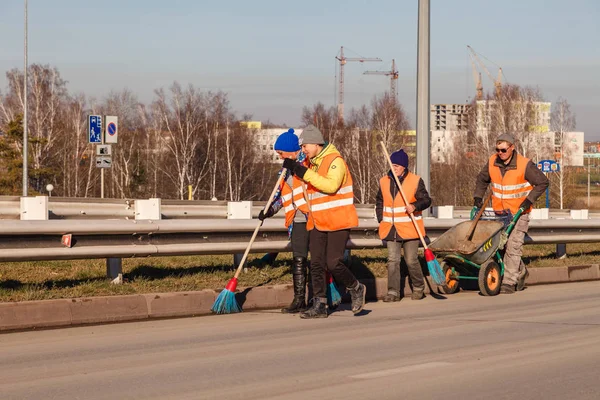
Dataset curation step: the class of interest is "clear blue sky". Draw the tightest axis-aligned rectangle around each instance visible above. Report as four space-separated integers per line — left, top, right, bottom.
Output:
1 0 598 138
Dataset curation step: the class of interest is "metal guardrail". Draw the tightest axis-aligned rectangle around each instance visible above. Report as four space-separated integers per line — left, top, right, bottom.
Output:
1 218 599 262
2 196 598 220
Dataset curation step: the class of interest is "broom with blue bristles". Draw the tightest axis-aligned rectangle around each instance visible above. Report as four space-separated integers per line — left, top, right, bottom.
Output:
379 141 446 286
326 271 342 309
211 169 287 314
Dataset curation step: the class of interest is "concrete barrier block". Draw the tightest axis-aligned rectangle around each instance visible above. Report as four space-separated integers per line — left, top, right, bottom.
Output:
530 208 549 220
145 290 216 318
568 265 600 281
527 267 569 285
70 295 148 325
0 299 72 331
432 206 454 219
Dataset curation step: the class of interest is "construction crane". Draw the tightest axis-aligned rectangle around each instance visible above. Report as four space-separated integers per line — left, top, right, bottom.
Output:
468 54 484 100
467 45 503 98
336 46 382 123
363 59 399 100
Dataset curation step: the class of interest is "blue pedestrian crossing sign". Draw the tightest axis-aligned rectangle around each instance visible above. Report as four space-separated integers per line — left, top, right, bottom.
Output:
89 115 102 143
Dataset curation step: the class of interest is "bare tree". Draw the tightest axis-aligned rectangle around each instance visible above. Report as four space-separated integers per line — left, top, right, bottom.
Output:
152 83 216 199
550 97 577 209
58 93 88 197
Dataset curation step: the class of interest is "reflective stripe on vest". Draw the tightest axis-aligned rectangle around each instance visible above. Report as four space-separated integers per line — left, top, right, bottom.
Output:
281 176 309 228
378 173 425 240
306 153 358 232
488 153 533 214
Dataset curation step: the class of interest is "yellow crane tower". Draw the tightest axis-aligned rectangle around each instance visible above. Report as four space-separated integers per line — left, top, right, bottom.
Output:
336 46 382 124
363 59 399 100
467 45 503 99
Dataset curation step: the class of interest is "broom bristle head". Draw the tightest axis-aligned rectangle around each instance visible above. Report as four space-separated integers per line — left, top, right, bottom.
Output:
427 256 446 286
211 289 242 314
327 281 342 307
212 277 241 314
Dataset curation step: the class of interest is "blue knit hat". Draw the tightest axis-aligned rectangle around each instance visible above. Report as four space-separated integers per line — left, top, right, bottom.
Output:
273 129 300 152
390 149 408 168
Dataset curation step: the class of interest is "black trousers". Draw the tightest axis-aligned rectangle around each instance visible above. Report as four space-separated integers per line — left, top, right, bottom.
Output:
290 222 309 258
309 228 358 299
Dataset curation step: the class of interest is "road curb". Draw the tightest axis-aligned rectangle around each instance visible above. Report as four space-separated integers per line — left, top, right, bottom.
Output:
1 265 599 332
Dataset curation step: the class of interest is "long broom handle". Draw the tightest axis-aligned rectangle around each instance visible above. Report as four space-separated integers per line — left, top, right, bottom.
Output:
464 189 493 241
379 141 429 250
233 169 287 280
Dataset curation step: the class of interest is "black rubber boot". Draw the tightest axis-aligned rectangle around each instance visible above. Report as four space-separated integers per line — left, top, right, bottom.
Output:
281 257 307 314
300 298 328 319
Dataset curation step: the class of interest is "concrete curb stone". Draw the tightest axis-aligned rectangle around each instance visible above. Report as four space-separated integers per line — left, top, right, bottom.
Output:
0 299 72 332
145 290 216 318
70 295 148 325
2 265 600 333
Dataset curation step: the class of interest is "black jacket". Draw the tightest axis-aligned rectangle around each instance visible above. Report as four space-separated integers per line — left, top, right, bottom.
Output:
375 170 432 242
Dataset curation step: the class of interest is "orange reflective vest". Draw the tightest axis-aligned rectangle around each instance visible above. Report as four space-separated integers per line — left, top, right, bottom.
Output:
280 175 309 228
488 154 533 214
306 154 358 232
378 173 425 240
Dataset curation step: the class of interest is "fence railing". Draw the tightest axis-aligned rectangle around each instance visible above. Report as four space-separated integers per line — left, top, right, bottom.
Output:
2 196 598 220
1 218 599 262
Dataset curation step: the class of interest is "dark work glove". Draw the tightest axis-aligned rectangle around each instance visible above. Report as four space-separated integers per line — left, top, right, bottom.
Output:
473 197 483 209
258 207 275 221
519 198 532 210
282 158 296 172
282 159 308 179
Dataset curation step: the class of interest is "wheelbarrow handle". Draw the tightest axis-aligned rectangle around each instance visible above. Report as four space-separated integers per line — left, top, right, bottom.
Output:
505 207 525 236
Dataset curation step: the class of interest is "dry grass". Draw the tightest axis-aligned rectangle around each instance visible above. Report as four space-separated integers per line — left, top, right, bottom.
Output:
0 243 598 302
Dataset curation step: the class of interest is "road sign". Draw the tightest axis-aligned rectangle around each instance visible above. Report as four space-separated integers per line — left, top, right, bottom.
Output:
537 159 560 173
89 115 102 143
105 116 118 144
96 144 112 156
96 156 112 168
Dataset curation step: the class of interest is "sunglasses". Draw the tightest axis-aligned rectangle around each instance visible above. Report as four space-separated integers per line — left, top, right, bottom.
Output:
495 147 510 153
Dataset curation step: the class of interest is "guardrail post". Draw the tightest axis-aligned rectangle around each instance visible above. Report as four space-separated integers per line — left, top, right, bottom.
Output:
107 197 162 284
228 201 253 271
106 258 123 283
557 209 590 259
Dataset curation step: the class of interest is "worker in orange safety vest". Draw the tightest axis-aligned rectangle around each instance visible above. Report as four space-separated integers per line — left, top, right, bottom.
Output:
376 149 431 302
281 125 366 319
473 133 549 294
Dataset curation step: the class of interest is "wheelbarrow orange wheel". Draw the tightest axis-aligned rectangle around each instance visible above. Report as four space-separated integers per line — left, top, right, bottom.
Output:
440 262 460 294
478 260 502 296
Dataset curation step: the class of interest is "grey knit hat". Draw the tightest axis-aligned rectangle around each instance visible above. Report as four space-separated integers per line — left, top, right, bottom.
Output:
496 133 516 145
299 125 325 145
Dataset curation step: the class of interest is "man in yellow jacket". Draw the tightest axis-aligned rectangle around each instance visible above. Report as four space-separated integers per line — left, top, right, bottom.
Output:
473 133 548 294
282 125 366 319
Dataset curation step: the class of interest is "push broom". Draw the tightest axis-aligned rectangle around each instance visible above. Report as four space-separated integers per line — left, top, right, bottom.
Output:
211 169 287 314
379 141 446 286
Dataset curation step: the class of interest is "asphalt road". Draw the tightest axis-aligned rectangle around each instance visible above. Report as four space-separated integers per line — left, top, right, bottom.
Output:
2 281 600 400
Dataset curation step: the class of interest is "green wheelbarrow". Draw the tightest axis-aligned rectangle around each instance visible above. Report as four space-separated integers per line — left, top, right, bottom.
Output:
429 208 524 296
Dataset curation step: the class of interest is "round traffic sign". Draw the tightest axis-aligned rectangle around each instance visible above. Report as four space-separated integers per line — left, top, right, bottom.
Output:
107 122 117 136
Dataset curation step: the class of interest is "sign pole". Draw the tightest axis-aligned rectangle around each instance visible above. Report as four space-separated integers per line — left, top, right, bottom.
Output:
101 118 105 199
545 172 549 208
588 159 591 209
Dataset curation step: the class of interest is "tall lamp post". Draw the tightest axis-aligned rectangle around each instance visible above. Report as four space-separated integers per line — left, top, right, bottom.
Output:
416 0 430 215
23 0 29 196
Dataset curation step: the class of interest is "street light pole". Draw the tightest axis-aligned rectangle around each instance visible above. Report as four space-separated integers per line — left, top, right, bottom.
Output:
416 0 430 215
23 0 29 197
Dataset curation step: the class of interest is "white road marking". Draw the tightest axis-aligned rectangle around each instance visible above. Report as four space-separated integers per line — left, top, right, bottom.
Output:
349 362 452 380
